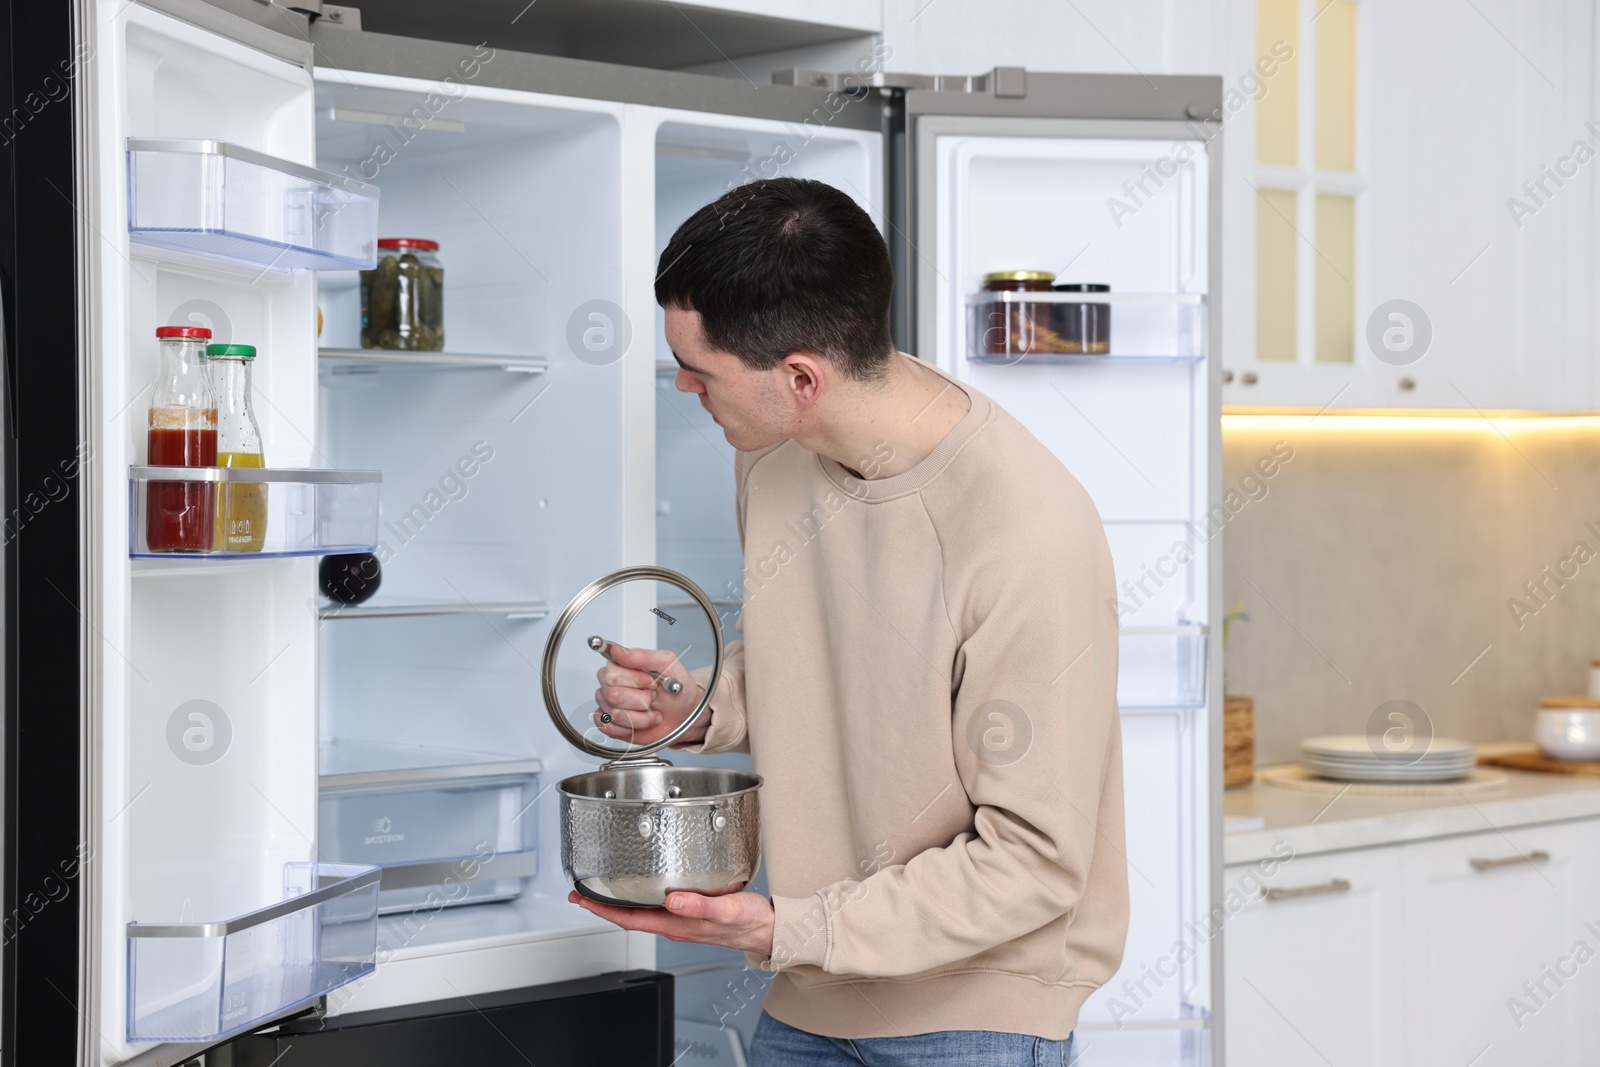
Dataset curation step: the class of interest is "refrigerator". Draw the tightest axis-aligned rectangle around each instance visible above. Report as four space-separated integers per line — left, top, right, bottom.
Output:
0 1 1222 1063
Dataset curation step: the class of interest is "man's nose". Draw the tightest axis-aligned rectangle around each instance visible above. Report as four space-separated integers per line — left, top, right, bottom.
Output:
675 369 704 394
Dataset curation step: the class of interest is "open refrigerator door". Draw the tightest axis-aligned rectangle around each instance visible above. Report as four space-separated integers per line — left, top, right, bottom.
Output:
76 1 385 1060
899 73 1223 1066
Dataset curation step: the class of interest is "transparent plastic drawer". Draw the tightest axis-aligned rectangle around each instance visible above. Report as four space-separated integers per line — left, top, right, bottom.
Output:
126 862 379 1043
1118 625 1208 709
966 292 1206 364
127 139 379 271
319 741 541 915
128 465 381 559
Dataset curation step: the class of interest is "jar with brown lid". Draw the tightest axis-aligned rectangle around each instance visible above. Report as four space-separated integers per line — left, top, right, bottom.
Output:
975 271 1065 360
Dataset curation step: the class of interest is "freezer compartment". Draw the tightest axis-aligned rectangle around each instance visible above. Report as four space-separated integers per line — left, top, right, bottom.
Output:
125 862 380 1043
127 139 379 271
320 741 541 915
966 292 1205 364
1118 625 1208 709
128 465 381 559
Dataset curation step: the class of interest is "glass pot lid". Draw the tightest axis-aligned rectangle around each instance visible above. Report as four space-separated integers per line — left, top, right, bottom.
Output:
540 565 724 762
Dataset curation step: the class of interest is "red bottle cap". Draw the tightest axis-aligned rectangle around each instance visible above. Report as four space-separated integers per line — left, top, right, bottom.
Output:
156 326 213 339
377 238 440 251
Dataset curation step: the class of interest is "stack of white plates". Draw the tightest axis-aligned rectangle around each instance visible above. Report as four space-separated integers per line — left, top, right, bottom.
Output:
1300 735 1477 783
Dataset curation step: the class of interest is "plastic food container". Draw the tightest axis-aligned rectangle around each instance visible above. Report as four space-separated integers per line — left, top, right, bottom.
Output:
361 238 444 351
319 743 541 914
542 566 761 908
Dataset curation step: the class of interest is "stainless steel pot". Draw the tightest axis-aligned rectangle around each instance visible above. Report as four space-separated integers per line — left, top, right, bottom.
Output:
542 566 761 908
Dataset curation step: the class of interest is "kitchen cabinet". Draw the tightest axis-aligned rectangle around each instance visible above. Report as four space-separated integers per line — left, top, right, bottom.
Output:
1223 844 1406 1067
1400 820 1600 1067
1225 817 1600 1067
1221 0 1599 412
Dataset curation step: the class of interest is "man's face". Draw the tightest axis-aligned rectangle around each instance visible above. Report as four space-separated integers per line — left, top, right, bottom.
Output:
664 306 797 451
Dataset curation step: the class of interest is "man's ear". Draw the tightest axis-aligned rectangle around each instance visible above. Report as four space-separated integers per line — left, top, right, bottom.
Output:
781 352 828 407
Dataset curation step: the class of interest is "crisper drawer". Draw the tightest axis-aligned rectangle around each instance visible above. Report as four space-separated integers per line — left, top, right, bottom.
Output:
319 741 541 915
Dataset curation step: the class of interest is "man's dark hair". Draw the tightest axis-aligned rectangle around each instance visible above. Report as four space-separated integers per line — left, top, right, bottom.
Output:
655 177 895 381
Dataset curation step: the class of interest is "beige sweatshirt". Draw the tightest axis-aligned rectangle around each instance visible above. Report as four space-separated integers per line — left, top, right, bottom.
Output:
684 360 1126 1041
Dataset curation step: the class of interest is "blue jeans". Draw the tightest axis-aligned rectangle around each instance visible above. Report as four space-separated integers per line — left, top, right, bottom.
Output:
748 1012 1078 1067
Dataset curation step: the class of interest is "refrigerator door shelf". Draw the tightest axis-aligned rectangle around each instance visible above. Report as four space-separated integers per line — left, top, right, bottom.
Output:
125 862 380 1044
1118 624 1209 710
128 465 381 560
127 139 380 272
966 292 1206 364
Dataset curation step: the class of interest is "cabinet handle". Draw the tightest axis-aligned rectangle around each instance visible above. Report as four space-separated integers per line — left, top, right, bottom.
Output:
1470 849 1550 871
1241 371 1259 385
1222 370 1235 384
1264 878 1351 901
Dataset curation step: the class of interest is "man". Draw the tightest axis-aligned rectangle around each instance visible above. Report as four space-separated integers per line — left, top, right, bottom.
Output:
570 177 1126 1066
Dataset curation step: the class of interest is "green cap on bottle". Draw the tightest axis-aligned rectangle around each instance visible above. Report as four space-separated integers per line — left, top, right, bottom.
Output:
205 343 257 359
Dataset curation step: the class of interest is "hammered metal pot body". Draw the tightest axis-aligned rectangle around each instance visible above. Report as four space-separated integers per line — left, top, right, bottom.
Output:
559 765 762 908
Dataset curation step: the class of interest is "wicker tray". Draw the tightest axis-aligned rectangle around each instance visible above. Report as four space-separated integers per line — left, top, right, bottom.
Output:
1479 748 1600 776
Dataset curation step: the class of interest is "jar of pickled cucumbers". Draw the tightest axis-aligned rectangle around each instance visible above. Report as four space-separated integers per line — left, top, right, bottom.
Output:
361 238 444 350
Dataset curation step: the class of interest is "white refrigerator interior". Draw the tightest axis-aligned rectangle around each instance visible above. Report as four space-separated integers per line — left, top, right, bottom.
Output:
928 123 1218 1064
312 71 645 1017
308 63 879 1028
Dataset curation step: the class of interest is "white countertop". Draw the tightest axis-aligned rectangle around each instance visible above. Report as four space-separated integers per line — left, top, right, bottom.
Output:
1221 743 1600 865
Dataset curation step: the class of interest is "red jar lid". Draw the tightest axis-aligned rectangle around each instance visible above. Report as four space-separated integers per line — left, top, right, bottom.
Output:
155 326 212 339
378 238 440 251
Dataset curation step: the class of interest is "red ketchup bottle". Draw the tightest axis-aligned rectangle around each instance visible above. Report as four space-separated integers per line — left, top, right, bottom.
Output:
146 326 218 552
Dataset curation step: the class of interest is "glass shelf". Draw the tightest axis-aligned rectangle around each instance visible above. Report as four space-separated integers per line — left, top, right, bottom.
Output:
1118 624 1208 710
127 139 379 272
125 862 380 1043
128 466 381 560
316 599 549 620
966 291 1205 365
319 740 541 915
319 348 548 374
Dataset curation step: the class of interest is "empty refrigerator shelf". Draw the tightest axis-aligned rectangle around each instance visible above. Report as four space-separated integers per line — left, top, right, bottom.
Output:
320 738 540 778
1117 624 1208 709
965 291 1206 364
319 348 549 373
126 139 379 272
128 465 381 560
373 889 615 960
124 862 380 1044
316 599 550 620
